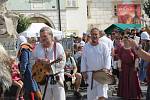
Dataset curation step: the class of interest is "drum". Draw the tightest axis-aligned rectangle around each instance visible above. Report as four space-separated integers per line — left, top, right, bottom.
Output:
32 60 53 84
32 58 62 84
93 69 115 84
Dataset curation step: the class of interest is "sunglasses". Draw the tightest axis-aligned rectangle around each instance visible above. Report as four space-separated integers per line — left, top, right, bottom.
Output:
123 36 129 39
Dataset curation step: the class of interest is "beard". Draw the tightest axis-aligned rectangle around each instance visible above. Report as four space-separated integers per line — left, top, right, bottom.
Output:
91 38 99 46
41 40 51 48
92 39 98 43
91 36 99 43
40 37 53 47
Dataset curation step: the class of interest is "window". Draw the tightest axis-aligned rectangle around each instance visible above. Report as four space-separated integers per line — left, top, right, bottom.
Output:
31 3 44 9
112 0 118 17
66 0 78 8
87 1 92 18
29 0 43 3
114 5 117 16
30 0 44 9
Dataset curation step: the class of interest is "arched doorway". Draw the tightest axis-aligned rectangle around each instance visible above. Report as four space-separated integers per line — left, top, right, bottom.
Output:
28 14 55 28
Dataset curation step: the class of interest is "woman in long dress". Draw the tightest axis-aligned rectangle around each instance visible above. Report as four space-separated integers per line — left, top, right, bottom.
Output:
117 35 142 99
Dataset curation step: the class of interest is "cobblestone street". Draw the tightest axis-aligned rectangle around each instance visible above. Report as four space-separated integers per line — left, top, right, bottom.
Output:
2 84 147 100
0 0 150 100
66 85 147 100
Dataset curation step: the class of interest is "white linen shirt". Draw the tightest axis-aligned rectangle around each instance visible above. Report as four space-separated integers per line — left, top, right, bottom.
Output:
81 42 110 99
81 42 111 72
99 35 114 55
33 42 66 79
33 42 66 100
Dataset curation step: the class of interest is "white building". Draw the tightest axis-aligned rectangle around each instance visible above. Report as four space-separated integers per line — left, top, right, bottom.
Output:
6 0 88 36
6 0 149 36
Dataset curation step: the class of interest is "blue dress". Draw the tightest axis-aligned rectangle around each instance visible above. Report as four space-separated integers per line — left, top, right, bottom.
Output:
19 48 39 93
139 59 149 81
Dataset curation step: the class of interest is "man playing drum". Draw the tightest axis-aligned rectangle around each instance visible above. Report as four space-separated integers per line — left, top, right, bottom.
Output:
81 28 111 100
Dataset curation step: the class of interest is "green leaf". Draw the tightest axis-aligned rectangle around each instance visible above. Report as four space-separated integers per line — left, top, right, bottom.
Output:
17 15 31 34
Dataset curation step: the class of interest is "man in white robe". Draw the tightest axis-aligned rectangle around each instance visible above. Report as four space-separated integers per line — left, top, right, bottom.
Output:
81 28 111 100
33 27 66 100
99 31 114 68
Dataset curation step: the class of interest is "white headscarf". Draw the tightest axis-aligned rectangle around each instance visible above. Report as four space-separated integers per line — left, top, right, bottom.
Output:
16 35 27 50
141 32 150 41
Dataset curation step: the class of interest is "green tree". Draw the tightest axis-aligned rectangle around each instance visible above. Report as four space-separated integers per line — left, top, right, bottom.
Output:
17 15 31 33
143 0 150 18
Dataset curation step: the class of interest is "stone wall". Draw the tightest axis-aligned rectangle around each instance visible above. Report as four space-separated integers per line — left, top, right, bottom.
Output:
17 10 66 31
88 0 146 30
0 0 18 56
88 0 117 30
0 37 17 56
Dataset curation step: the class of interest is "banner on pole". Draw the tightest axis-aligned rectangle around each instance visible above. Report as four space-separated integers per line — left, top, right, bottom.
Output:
118 4 141 24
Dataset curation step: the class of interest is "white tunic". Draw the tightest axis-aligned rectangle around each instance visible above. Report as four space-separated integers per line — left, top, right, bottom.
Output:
81 42 110 100
100 35 114 68
33 42 66 100
33 43 66 75
99 35 114 55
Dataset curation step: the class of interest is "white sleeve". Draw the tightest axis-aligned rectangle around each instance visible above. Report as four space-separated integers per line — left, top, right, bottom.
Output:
111 41 114 49
103 44 111 69
32 45 38 60
81 46 87 72
56 43 66 69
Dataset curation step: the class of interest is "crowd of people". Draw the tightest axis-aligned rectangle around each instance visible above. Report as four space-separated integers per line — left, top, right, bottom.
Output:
0 26 150 100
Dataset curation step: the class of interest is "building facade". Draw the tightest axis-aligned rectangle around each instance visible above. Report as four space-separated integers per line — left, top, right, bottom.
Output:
87 0 148 30
6 0 88 35
6 0 149 35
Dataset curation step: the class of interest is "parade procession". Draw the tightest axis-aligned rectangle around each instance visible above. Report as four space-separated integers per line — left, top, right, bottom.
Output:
1 0 150 100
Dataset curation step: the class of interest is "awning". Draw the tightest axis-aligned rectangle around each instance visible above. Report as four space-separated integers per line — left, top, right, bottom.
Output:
20 23 64 40
104 24 142 34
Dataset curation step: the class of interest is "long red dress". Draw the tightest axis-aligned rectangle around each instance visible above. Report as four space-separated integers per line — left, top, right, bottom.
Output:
117 47 142 99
